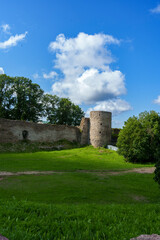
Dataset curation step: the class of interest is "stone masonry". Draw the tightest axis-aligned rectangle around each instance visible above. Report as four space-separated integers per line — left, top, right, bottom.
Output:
0 111 112 147
90 111 112 147
79 117 90 145
0 118 81 143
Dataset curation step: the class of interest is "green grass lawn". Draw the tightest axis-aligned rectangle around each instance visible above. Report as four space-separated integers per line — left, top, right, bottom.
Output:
0 146 159 240
0 173 159 204
1 201 160 240
0 146 153 172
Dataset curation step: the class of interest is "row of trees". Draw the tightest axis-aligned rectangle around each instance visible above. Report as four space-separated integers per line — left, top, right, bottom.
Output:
0 74 84 125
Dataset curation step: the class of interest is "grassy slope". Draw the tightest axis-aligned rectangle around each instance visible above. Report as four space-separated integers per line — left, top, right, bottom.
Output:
0 140 80 153
0 173 159 204
0 146 159 240
0 146 153 172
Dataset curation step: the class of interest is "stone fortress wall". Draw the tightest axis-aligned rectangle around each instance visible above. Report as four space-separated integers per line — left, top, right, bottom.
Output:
0 118 81 143
0 111 112 147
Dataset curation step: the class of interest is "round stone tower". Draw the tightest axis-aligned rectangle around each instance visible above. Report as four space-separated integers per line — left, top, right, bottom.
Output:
90 111 112 148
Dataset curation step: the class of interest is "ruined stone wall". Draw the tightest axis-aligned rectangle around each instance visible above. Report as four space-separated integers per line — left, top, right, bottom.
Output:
79 117 90 145
90 111 112 147
0 118 81 143
0 111 112 147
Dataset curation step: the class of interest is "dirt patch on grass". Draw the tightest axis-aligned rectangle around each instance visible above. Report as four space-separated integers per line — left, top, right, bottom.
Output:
99 150 112 154
106 167 156 176
0 171 64 177
131 195 148 202
0 167 155 177
77 167 155 176
130 167 155 174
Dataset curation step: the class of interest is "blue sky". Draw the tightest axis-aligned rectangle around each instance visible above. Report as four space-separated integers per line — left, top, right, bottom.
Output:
0 0 160 127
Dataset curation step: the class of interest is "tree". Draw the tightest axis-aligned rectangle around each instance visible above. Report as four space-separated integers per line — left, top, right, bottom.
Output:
117 111 160 163
154 161 160 186
70 103 85 126
0 74 15 119
13 77 44 122
0 74 84 125
43 95 84 126
0 75 44 122
42 94 60 123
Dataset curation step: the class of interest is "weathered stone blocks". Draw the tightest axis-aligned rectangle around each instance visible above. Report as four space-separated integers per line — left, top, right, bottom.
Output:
0 118 81 143
130 234 160 240
90 111 112 147
0 111 112 148
79 117 90 145
0 235 9 240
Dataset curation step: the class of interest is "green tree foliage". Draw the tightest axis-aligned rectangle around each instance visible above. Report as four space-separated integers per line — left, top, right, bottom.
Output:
13 77 44 122
43 95 84 126
42 94 60 123
0 75 44 122
117 111 160 163
154 161 160 186
0 74 15 119
0 74 84 125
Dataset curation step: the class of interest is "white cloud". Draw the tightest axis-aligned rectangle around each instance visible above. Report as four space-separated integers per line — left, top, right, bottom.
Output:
86 99 132 116
0 67 4 74
49 33 120 73
150 4 160 14
52 67 126 104
49 32 127 106
33 71 58 80
48 32 131 116
0 31 28 49
1 24 10 34
154 96 160 105
43 71 57 79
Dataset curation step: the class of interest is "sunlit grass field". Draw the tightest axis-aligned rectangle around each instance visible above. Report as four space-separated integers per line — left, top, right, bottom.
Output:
0 146 159 240
0 146 153 172
1 201 160 240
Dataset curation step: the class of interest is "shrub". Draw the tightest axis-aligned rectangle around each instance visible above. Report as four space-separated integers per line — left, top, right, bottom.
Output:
154 161 160 186
111 128 121 146
117 111 160 163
